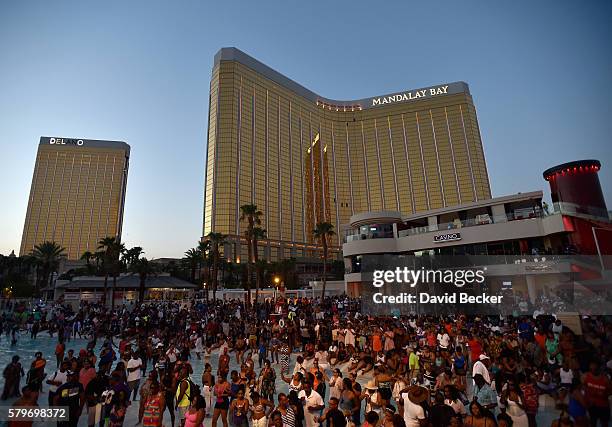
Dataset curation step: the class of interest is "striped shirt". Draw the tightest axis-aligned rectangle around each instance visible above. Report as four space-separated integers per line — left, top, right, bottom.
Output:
277 406 296 427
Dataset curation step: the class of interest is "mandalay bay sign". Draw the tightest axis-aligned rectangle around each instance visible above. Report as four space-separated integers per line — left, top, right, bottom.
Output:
370 83 456 107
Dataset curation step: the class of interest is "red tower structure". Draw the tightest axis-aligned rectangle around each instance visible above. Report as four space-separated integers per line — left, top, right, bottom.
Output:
544 160 611 258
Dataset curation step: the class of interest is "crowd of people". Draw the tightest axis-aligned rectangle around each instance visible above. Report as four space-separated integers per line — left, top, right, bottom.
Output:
1 296 611 427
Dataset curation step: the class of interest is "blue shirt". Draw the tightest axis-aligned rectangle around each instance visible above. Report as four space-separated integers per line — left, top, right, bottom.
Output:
474 384 497 408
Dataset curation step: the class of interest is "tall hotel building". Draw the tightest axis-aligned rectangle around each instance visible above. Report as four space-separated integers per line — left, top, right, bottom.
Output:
20 137 130 260
204 48 491 261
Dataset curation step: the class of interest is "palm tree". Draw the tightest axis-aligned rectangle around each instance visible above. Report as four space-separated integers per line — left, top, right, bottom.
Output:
30 241 66 296
80 251 94 274
206 232 225 302
97 237 124 308
222 260 237 288
97 237 115 305
278 257 298 289
240 204 262 307
121 246 143 268
183 248 201 283
313 222 336 299
129 257 157 303
255 259 269 302
198 240 210 292
252 227 267 303
94 250 105 272
110 242 125 309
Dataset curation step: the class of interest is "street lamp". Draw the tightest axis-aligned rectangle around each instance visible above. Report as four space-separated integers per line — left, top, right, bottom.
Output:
273 276 280 299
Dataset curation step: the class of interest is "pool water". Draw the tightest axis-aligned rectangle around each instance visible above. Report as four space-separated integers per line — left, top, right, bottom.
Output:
0 331 561 426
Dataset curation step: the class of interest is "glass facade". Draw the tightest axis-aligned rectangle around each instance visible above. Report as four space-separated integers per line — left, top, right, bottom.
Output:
20 137 130 260
203 48 491 261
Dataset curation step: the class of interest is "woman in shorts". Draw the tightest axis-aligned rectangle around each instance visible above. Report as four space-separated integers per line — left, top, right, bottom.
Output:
212 374 231 427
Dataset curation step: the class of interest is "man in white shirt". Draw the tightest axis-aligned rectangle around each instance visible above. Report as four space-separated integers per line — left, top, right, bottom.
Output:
127 351 143 401
298 381 324 427
472 354 491 385
194 335 204 360
166 345 178 366
399 385 427 427
437 331 450 350
46 361 68 406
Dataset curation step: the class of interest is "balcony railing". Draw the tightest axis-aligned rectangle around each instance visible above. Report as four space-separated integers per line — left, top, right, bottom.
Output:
397 210 545 238
344 229 394 243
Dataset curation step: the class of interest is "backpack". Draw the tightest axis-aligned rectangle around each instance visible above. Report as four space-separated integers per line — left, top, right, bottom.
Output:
179 378 201 404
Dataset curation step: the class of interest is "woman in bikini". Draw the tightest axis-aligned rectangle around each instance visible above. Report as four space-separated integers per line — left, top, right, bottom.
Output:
212 374 231 427
281 371 304 394
229 388 249 427
250 391 274 427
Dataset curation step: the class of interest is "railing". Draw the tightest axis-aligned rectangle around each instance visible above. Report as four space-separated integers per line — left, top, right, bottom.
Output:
345 230 395 243
397 210 545 238
552 202 610 221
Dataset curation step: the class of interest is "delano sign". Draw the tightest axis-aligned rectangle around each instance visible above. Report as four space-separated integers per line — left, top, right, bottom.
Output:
49 137 84 146
371 84 449 107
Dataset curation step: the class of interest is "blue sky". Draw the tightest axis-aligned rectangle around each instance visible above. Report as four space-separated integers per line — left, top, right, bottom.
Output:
1 1 611 258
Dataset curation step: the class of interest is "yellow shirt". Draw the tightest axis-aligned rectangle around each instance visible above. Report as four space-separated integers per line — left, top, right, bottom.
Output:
176 379 191 408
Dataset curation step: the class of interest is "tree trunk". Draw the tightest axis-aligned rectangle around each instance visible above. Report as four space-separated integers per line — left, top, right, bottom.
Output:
102 274 109 306
254 240 260 305
33 266 40 297
246 236 252 308
111 274 117 309
47 268 54 300
321 239 328 299
138 275 146 304
212 264 218 302
255 264 261 305
212 244 218 302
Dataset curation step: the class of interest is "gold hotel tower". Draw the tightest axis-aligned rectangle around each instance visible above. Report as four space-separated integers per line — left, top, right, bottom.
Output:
20 137 130 260
203 48 491 261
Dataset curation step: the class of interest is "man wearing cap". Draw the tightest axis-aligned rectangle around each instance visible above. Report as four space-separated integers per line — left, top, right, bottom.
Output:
399 385 428 427
472 354 491 385
54 370 85 427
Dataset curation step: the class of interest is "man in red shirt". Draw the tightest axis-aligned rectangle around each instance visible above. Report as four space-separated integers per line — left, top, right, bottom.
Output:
467 335 482 363
583 361 611 427
534 329 547 350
